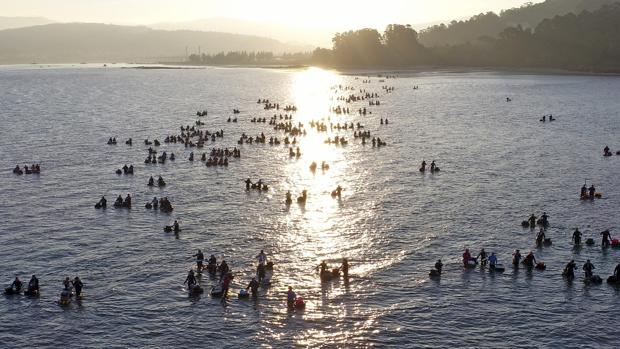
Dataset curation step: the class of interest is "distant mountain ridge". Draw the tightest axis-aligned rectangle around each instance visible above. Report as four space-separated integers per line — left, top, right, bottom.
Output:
0 23 312 64
419 0 620 47
0 16 54 30
150 17 325 48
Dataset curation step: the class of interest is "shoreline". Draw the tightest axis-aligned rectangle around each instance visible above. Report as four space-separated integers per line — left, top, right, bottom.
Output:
159 62 620 77
2 61 620 77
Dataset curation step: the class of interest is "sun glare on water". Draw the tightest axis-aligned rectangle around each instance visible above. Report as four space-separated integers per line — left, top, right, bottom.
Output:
282 68 354 252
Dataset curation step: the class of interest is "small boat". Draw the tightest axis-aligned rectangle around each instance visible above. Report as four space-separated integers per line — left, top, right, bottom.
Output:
188 284 203 296
288 297 305 310
24 288 40 297
58 289 73 306
464 259 478 269
4 287 21 295
429 269 441 277
320 268 341 282
584 275 603 284
211 284 223 297
490 264 505 272
607 275 620 285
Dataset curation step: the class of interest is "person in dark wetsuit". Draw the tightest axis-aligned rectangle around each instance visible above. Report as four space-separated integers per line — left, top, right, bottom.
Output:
123 194 132 208
582 260 595 278
588 185 596 198
477 249 488 266
580 185 587 198
194 249 204 272
318 261 328 275
247 277 259 297
9 277 23 292
564 260 577 280
287 286 297 307
173 220 180 234
222 273 232 298
536 229 546 247
219 260 230 276
540 212 549 226
73 276 84 296
512 250 522 266
341 258 349 278
208 255 217 273
572 228 582 246
28 275 39 293
285 191 292 204
528 214 536 228
601 230 612 248
184 270 196 288
614 263 620 278
435 259 443 274
523 252 537 268
245 178 252 190
257 263 265 282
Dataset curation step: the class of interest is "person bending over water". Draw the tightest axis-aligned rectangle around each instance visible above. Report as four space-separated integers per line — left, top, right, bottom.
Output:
184 270 196 288
247 277 259 297
563 260 577 280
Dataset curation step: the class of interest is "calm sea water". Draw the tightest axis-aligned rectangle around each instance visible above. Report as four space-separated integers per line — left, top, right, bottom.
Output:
1 65 620 348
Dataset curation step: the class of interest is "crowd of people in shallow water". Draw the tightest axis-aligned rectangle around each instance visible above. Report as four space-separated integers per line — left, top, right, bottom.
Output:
9 73 620 312
13 164 41 175
116 164 134 175
5 274 85 306
427 211 620 285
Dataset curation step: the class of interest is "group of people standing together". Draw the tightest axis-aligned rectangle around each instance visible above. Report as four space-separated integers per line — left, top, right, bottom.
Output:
5 275 84 305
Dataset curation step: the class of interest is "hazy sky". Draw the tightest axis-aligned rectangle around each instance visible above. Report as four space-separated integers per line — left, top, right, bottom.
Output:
6 0 543 29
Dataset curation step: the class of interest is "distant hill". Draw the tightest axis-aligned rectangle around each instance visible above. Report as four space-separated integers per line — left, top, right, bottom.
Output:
0 16 54 30
419 0 619 47
0 23 311 64
150 17 325 48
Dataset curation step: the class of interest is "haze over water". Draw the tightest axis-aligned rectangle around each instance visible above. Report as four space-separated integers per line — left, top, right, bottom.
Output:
1 65 620 348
